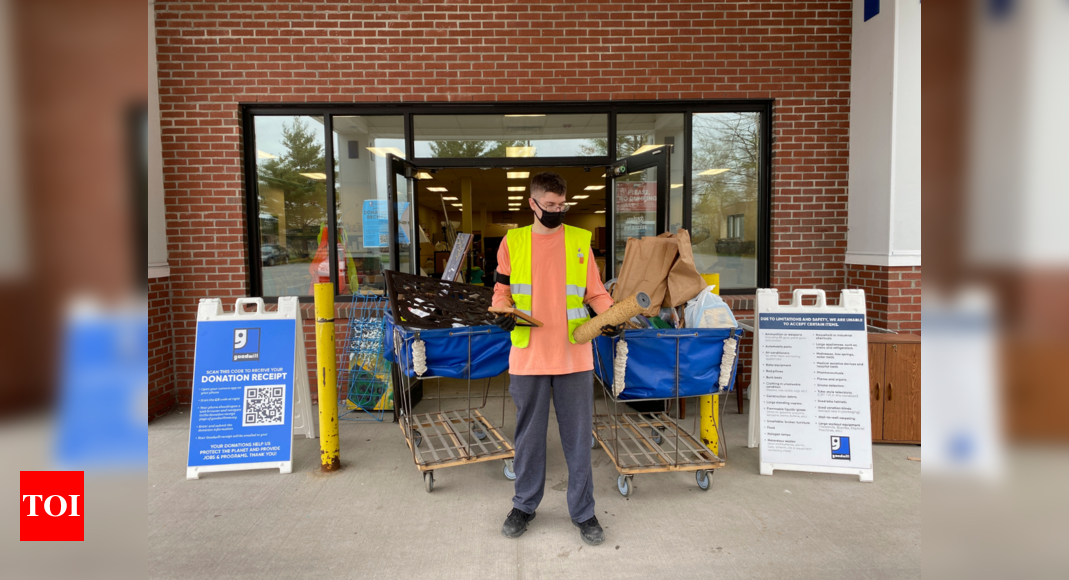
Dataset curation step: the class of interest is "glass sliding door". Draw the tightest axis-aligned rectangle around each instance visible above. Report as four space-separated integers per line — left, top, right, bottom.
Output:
331 115 405 294
607 145 670 277
385 154 419 276
615 113 686 231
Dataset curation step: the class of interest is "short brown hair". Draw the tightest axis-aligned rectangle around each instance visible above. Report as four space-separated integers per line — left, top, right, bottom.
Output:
530 171 567 199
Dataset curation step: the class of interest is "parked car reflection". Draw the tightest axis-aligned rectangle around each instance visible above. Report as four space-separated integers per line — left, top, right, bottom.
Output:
261 244 290 267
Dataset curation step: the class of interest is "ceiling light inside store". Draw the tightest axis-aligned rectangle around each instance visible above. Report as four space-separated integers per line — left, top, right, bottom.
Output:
573 195 589 199
506 147 536 158
584 185 605 191
366 146 405 159
299 173 327 180
452 204 463 208
632 144 663 155
565 202 578 206
508 203 521 207
508 196 523 200
671 183 683 189
507 172 530 179
698 168 731 176
415 172 432 180
510 208 521 211
442 196 458 201
427 187 448 192
508 186 526 192
595 210 605 214
257 150 278 159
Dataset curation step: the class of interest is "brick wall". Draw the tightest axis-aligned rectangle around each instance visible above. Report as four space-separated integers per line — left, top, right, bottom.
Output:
149 277 177 418
154 1 858 404
844 264 921 333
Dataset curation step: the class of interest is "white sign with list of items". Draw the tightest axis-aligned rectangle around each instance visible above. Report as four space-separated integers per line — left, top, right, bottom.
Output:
752 288 873 482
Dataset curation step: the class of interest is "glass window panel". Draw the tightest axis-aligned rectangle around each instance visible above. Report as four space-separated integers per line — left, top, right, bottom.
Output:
615 113 686 231
413 114 608 158
613 165 658 274
254 115 326 297
690 112 761 290
332 116 405 294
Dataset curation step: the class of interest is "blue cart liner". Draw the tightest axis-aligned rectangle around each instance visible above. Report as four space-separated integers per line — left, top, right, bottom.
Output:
593 327 742 400
384 312 511 379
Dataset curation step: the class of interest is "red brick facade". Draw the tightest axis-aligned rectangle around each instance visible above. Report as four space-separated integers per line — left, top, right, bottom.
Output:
845 264 921 333
151 1 914 409
149 277 177 418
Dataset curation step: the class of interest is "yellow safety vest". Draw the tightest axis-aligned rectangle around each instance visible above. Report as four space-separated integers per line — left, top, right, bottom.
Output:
506 225 592 348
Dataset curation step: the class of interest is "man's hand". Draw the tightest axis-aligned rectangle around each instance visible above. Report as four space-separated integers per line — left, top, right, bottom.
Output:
601 323 625 338
494 313 517 332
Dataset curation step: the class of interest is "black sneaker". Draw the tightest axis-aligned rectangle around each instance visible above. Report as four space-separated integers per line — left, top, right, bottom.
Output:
501 508 535 538
572 515 605 546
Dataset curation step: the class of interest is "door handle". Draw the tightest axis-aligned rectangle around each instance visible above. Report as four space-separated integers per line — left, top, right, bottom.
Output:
887 382 893 401
874 383 880 401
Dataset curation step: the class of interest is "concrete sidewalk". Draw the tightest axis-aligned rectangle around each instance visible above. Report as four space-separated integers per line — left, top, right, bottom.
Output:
149 388 920 579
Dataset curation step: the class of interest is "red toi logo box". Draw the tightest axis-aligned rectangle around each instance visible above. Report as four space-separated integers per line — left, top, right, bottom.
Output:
20 471 84 541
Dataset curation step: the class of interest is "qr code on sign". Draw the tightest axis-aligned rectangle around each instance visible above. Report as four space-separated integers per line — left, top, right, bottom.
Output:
242 385 286 427
378 234 389 246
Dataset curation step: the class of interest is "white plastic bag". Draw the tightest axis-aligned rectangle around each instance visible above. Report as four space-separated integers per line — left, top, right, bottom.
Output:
684 286 737 329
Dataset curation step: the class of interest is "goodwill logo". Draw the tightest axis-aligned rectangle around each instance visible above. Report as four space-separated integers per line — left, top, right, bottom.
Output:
831 436 851 460
233 328 260 361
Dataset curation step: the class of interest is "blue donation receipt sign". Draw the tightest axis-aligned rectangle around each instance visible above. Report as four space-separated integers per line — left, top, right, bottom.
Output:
187 318 297 471
362 199 410 248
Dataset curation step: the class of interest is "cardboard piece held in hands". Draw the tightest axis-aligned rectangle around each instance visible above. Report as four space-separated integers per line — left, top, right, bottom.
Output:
488 306 543 328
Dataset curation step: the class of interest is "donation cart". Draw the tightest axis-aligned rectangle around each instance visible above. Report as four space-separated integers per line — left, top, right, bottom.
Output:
384 270 517 493
591 326 742 497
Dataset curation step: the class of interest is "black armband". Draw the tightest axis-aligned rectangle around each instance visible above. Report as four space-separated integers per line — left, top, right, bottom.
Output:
495 271 510 286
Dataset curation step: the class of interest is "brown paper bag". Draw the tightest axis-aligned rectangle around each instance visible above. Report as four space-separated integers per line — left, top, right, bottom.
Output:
611 235 678 317
662 229 708 307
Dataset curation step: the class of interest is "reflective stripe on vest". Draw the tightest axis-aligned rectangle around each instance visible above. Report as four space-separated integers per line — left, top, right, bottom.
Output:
567 307 589 321
565 285 586 299
505 225 592 348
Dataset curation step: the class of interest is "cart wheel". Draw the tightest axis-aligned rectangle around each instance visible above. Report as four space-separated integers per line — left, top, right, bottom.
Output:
696 470 712 491
412 430 423 448
472 422 487 441
617 475 633 498
424 471 434 493
503 459 516 481
591 434 599 450
651 428 663 446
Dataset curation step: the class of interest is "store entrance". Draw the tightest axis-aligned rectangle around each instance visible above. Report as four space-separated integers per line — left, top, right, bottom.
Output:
388 160 611 284
386 146 671 285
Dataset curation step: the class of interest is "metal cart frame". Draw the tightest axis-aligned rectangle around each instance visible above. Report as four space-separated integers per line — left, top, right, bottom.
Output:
391 325 516 493
591 328 741 497
337 292 392 422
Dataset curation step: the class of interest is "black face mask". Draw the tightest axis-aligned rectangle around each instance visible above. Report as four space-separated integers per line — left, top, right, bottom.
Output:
533 199 566 229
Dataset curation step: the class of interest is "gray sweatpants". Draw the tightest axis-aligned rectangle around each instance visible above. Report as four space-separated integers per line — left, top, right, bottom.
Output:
509 371 595 523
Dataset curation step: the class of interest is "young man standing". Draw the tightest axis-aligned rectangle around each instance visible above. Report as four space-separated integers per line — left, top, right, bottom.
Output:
491 171 620 546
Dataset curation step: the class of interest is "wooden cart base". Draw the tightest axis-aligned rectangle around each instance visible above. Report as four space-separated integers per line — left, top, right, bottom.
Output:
592 412 724 497
400 408 516 492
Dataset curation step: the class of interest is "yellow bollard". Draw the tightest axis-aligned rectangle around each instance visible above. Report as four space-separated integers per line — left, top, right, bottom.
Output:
700 394 720 455
699 274 721 455
314 283 341 472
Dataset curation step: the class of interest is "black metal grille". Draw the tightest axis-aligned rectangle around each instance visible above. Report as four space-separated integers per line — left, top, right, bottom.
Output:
384 270 497 330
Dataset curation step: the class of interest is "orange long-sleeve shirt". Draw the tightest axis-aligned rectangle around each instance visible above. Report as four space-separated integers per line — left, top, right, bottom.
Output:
492 227 614 375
